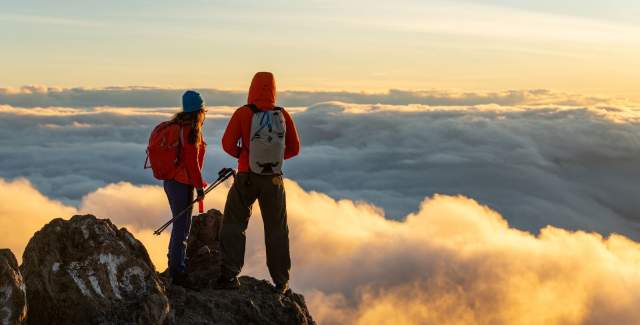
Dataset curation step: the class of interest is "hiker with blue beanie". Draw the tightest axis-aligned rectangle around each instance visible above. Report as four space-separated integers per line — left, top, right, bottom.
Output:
182 90 205 113
152 90 208 289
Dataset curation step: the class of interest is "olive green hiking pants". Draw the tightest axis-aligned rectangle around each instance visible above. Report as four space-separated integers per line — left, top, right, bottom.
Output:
220 172 291 285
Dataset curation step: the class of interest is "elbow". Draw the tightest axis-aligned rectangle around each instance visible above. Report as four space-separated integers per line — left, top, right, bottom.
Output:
222 144 233 157
221 139 236 157
223 144 241 158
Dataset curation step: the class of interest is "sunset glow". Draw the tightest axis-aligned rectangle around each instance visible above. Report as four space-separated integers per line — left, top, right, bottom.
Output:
2 1 640 324
1 0 639 100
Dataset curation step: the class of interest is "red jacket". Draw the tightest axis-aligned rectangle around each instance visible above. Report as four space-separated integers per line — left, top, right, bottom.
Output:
222 72 300 172
174 125 206 189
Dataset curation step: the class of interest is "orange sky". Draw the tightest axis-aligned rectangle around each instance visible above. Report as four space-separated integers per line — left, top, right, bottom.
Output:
1 1 639 102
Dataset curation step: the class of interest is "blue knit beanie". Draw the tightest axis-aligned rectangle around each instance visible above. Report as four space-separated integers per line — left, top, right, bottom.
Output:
182 90 204 112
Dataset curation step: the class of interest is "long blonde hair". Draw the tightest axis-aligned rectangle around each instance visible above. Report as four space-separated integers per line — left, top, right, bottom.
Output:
170 110 205 145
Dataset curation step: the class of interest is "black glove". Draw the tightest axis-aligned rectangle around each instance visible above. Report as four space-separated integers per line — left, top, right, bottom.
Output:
196 188 205 201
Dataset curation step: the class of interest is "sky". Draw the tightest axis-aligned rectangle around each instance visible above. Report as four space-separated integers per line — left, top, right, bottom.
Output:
1 0 640 100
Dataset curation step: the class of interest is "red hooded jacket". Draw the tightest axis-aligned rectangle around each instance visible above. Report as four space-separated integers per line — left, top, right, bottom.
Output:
221 72 300 172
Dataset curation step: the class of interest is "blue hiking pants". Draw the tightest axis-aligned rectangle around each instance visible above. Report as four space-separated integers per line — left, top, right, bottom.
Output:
164 179 194 278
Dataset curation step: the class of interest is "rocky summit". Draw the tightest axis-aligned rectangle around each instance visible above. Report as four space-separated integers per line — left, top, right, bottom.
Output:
2 214 314 325
186 209 223 279
0 249 27 325
167 276 314 325
20 215 170 325
166 209 314 325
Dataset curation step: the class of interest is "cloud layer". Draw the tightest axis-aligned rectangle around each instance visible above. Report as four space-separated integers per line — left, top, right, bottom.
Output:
2 100 639 238
0 86 624 108
3 177 640 325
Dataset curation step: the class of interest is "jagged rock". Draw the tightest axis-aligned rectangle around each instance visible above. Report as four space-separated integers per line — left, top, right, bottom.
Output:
21 215 169 325
187 209 222 257
0 249 27 325
160 209 315 325
18 214 314 324
186 209 223 285
166 276 315 325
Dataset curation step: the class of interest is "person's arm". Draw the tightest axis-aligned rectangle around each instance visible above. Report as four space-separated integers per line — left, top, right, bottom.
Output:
222 108 243 158
183 128 205 189
282 109 300 159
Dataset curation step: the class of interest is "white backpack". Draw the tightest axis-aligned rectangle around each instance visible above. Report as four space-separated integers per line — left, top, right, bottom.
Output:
248 105 287 175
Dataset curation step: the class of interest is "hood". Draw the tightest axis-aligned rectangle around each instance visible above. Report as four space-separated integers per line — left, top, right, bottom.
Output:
247 72 276 110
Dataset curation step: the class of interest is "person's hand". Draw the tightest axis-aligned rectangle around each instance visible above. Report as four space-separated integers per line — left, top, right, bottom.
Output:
196 188 205 201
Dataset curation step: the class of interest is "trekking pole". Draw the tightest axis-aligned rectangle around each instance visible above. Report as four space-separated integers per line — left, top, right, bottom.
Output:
153 168 235 235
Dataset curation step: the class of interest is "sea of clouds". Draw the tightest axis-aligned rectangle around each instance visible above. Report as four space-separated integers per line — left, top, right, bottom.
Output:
1 87 639 235
1 87 640 324
3 177 640 324
0 86 619 108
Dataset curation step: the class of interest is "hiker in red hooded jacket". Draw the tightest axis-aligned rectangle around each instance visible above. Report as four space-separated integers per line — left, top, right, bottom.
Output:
215 72 300 294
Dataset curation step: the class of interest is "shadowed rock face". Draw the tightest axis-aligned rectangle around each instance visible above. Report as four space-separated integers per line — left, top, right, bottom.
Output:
166 276 315 325
166 209 315 325
0 249 27 325
16 214 314 325
20 215 169 325
186 209 223 277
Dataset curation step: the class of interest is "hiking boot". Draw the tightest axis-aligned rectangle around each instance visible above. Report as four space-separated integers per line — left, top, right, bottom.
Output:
274 282 291 295
172 273 200 291
212 276 240 290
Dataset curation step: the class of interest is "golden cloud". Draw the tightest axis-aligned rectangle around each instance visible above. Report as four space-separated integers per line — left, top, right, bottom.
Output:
2 178 640 324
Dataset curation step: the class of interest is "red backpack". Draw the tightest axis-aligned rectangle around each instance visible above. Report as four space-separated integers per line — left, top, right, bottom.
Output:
144 121 183 180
